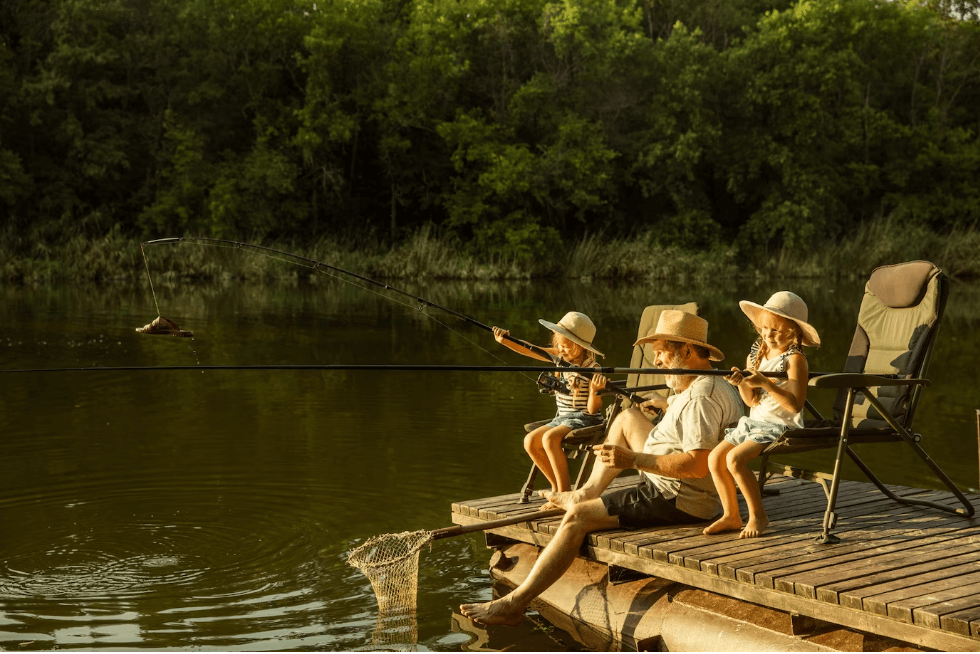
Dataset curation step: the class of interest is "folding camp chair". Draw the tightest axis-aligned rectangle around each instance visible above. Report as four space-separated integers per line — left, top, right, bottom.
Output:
518 303 699 503
756 261 975 543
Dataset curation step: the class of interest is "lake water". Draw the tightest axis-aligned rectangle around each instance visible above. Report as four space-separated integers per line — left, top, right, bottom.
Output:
1 269 978 650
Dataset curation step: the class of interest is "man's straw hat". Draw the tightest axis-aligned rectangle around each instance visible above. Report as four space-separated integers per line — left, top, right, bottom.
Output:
634 310 724 362
739 291 821 347
539 311 604 357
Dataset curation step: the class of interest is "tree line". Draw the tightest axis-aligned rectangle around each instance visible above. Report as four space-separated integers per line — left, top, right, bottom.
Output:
1 0 978 261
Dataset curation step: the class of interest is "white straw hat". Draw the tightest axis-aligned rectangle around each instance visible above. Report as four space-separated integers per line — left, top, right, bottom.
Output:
633 310 724 362
539 311 604 358
739 291 821 347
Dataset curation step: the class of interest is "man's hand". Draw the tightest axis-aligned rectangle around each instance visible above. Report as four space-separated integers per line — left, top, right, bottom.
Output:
639 396 668 412
491 326 509 345
592 443 636 470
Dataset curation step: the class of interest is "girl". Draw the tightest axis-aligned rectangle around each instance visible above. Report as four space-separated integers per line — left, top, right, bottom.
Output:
492 311 605 495
704 291 820 539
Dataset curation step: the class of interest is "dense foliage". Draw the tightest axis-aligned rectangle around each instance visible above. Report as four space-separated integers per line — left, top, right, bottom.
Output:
1 0 978 261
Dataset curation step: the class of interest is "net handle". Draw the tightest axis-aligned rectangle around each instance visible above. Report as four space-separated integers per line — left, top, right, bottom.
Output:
430 508 564 540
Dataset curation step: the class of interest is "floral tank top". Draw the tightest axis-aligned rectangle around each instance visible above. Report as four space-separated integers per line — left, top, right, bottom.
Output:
748 341 805 429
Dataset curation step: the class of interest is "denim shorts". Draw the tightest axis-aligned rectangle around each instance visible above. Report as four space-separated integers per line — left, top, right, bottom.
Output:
601 476 703 529
724 416 789 447
545 410 604 430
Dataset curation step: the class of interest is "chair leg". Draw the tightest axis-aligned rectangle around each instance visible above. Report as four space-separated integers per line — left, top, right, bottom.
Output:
815 389 856 544
519 465 538 504
757 454 780 496
861 392 976 518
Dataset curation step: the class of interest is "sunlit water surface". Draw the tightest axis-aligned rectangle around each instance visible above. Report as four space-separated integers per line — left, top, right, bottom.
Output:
1 272 978 650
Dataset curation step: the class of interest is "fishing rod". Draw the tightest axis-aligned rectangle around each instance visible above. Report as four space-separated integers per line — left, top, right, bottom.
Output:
142 236 556 359
0 364 839 377
140 236 645 403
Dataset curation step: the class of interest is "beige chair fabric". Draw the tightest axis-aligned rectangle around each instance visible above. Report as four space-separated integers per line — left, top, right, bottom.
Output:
836 261 943 428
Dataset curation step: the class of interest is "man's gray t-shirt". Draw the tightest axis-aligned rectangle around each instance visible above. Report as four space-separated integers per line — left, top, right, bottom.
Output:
642 375 744 519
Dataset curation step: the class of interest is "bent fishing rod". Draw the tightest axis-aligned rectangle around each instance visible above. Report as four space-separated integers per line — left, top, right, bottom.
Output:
143 236 555 357
140 236 644 403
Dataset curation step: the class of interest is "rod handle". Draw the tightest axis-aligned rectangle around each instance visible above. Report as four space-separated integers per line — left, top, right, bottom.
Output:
430 509 564 541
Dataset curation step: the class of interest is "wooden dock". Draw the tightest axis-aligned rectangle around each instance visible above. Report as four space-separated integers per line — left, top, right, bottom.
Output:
451 473 980 651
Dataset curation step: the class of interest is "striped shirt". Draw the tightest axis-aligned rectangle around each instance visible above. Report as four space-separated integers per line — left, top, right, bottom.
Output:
550 353 600 413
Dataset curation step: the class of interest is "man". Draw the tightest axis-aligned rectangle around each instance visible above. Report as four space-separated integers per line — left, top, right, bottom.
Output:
460 310 743 627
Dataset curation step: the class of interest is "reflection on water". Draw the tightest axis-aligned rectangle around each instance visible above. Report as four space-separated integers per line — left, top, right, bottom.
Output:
0 275 978 650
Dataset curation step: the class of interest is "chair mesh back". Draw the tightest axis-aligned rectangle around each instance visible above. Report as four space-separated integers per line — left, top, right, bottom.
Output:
834 261 948 428
628 303 699 405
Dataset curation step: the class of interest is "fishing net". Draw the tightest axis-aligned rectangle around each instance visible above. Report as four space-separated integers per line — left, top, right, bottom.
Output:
347 529 434 650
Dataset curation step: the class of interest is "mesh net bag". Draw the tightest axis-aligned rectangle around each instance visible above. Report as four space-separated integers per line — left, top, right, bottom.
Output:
348 529 434 649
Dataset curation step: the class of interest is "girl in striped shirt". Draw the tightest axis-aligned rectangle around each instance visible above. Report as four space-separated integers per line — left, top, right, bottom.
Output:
492 311 605 495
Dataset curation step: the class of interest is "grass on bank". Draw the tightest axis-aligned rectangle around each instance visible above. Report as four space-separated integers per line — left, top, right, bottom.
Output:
1 216 978 284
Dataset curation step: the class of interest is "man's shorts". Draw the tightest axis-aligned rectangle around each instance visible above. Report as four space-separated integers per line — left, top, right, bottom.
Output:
601 476 704 529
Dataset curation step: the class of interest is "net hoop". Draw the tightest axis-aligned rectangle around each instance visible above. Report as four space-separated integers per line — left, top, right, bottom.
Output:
346 529 433 573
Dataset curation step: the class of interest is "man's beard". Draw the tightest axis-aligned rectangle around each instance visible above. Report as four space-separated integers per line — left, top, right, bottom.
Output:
663 351 693 392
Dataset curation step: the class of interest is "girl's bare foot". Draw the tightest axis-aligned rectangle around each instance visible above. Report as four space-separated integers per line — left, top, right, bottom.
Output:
739 515 769 538
703 514 742 535
459 598 524 627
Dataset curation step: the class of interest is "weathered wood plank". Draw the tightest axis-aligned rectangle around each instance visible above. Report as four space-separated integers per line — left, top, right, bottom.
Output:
882 570 980 623
752 504 977 590
917 594 980 631
847 551 980 612
656 487 936 570
939 606 980 637
718 498 965 581
824 536 980 609
742 513 973 587
776 524 980 598
669 493 930 572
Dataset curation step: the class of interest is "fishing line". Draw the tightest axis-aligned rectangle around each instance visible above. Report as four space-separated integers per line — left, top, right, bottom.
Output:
309 259 533 382
140 237 541 385
140 243 161 318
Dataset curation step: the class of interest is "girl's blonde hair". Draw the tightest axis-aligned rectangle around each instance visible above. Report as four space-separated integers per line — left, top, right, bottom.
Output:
750 312 802 371
551 332 594 365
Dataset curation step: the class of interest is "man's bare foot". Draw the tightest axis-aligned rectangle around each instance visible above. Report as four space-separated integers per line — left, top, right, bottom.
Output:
538 488 587 510
459 598 524 627
739 515 769 538
703 515 742 535
539 490 561 509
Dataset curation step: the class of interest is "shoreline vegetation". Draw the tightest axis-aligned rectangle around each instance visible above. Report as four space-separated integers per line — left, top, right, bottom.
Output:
3 216 978 285
3 0 978 278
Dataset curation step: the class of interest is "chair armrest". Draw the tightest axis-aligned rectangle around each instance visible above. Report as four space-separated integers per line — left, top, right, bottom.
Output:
809 373 930 390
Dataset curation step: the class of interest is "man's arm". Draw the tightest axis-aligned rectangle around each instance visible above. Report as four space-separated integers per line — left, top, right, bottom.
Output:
593 445 711 479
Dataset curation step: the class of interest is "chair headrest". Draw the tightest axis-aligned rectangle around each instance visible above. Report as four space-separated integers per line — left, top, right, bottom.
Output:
867 261 940 308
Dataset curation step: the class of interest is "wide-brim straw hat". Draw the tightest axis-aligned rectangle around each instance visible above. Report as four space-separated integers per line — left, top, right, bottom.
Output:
539 311 604 358
633 310 724 362
739 291 821 347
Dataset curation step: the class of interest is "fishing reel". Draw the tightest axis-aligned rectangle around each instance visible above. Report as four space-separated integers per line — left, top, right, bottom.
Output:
536 371 569 396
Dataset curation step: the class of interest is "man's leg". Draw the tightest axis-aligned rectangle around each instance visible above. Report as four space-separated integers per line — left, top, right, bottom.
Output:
459 497 619 626
544 407 654 507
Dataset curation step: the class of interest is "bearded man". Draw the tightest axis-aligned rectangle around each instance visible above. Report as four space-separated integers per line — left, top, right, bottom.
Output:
460 310 743 627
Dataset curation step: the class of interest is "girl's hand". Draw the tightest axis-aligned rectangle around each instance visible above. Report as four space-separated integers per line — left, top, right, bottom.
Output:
725 366 744 386
492 326 509 344
589 373 607 394
741 369 766 388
